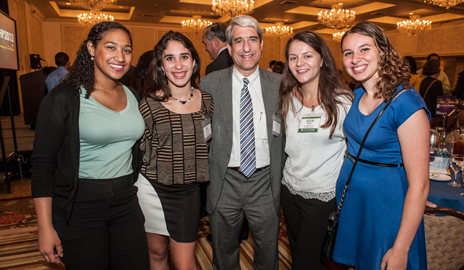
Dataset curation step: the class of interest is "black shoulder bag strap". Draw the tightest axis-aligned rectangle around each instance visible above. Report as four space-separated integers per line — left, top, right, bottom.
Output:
422 79 437 100
336 89 407 214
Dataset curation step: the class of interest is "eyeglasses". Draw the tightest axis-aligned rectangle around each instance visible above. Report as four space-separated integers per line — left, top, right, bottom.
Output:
232 37 260 46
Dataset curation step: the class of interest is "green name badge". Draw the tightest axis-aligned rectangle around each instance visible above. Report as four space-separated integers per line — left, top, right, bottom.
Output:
298 115 321 133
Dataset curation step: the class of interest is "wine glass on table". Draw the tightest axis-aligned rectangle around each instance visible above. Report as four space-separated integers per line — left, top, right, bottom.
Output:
450 134 464 187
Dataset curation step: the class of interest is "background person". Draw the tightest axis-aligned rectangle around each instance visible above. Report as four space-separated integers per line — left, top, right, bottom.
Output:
199 15 284 270
417 53 451 94
267 60 277 72
130 50 154 93
279 31 352 270
453 70 464 99
45 52 70 92
273 61 284 74
334 21 429 270
31 22 149 270
135 31 213 270
202 23 234 75
404 56 421 92
419 59 443 118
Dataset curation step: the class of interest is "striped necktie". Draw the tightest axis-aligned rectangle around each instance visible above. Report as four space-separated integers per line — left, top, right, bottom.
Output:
239 78 256 178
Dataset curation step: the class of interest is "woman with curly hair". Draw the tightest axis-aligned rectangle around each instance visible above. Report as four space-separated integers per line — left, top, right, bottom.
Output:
279 31 352 270
333 22 430 270
134 31 213 270
31 21 149 269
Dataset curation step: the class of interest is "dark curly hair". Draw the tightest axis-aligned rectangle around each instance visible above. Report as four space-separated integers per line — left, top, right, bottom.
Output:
404 56 418 74
62 21 132 98
341 22 411 100
131 50 154 93
141 31 200 100
280 31 352 137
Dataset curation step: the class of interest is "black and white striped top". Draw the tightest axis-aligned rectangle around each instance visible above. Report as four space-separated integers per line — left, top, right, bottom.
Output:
139 90 214 185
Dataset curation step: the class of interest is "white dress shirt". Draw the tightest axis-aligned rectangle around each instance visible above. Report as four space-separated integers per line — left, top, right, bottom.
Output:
228 67 270 168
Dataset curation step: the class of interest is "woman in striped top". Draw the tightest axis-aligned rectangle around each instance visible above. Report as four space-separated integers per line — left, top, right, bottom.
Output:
134 31 213 270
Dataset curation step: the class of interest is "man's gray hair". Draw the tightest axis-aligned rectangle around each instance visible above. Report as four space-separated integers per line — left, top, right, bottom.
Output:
226 15 263 45
204 23 227 43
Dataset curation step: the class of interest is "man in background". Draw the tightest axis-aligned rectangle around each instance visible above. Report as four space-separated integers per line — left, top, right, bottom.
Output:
203 23 234 75
417 53 451 94
267 60 276 72
46 52 70 92
272 61 284 74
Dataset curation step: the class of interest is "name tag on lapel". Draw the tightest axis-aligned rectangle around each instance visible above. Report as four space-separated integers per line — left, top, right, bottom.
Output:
272 114 281 137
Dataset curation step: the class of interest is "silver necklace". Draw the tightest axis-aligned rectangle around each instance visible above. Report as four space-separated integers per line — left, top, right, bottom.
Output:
171 87 193 105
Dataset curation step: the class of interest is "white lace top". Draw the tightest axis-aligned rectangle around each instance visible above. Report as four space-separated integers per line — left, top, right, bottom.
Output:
282 95 351 202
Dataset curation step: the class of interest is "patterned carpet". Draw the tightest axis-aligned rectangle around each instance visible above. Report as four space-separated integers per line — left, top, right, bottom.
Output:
0 198 36 230
0 180 346 269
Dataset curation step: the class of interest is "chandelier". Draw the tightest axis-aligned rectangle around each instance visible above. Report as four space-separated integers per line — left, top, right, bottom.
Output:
212 0 254 19
70 0 116 26
424 0 463 9
265 22 293 39
181 16 213 34
317 3 356 29
69 0 116 12
332 31 345 42
77 11 114 27
397 13 432 36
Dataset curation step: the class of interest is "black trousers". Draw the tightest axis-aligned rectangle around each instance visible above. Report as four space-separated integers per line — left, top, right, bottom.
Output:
53 174 149 270
281 184 336 270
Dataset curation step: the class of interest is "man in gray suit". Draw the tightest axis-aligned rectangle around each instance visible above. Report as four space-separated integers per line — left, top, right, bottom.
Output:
199 15 283 270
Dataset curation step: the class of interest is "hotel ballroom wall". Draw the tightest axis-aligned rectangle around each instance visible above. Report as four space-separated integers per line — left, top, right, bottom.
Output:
6 0 464 114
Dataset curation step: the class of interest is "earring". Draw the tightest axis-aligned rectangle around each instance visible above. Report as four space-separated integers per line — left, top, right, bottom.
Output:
91 56 94 61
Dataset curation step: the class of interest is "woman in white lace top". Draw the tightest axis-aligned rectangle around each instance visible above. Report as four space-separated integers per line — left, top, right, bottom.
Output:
279 31 352 269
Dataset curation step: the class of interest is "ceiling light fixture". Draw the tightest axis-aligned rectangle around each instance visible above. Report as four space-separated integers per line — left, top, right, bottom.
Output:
70 0 116 26
332 31 345 42
77 11 114 27
69 0 116 12
181 15 213 34
265 22 293 39
212 0 254 19
317 3 356 29
424 0 463 9
397 13 432 36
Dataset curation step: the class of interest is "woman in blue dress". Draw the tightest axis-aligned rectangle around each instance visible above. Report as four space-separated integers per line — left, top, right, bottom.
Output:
333 22 430 270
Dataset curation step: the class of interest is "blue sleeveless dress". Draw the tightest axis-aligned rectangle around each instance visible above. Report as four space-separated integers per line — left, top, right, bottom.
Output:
333 86 430 270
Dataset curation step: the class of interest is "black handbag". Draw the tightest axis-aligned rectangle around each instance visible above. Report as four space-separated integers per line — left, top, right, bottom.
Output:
320 89 406 263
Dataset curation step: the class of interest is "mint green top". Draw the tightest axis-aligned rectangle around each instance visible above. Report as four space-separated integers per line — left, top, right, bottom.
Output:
78 85 144 179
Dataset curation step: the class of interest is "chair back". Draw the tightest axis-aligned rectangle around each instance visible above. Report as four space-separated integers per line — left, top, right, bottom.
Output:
424 206 464 270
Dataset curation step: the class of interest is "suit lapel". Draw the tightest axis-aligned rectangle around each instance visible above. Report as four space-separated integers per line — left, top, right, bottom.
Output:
219 68 234 142
259 69 276 147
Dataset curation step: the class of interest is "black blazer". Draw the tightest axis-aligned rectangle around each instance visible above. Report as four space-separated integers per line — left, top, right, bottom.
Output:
205 49 234 75
31 83 142 223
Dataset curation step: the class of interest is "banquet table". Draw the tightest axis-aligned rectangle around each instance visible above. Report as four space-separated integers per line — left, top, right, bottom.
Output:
428 173 464 213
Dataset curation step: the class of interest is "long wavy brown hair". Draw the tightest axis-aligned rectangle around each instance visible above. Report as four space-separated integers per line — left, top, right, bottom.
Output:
341 22 411 100
279 31 353 138
141 31 200 99
62 22 132 99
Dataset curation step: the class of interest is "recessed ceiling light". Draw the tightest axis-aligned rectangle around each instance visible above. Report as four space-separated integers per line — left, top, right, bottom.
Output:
66 2 71 5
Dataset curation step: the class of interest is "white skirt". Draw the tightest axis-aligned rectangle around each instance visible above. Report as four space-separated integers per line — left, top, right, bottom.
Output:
134 174 169 236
